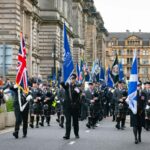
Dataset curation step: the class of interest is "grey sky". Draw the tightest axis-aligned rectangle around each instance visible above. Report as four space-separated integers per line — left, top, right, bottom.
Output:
94 0 150 32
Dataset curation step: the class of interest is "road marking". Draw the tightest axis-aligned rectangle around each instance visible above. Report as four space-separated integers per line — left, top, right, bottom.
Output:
85 130 90 133
69 141 76 145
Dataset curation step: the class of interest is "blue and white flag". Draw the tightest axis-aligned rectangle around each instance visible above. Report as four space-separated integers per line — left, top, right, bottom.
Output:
76 63 80 81
63 24 74 83
126 50 138 114
106 67 114 88
118 62 124 81
99 66 105 81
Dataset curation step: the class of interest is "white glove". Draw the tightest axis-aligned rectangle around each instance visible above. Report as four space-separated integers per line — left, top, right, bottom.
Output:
146 105 150 110
74 87 80 93
26 95 33 102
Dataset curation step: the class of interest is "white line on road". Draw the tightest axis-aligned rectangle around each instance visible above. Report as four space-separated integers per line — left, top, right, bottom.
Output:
85 130 90 133
69 141 76 145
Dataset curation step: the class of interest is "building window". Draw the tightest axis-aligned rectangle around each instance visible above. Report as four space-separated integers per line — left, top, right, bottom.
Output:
142 68 148 74
127 58 132 64
142 59 149 64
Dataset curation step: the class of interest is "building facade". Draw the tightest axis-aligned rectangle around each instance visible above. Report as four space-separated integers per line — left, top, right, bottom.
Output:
0 0 107 81
106 31 150 81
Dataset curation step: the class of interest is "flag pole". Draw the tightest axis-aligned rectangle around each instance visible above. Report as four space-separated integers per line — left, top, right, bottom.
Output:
18 88 23 112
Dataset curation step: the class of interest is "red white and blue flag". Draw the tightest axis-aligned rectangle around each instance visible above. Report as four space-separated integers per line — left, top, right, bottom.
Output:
16 32 29 93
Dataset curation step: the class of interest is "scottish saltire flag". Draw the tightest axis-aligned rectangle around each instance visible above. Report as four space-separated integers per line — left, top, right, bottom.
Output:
63 24 74 83
76 63 80 81
126 50 138 114
99 66 105 81
16 32 29 93
118 62 124 81
106 67 114 88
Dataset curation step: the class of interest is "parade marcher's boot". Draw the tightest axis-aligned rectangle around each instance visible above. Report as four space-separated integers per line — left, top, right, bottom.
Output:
23 130 27 138
116 118 120 129
23 125 27 138
63 135 70 139
145 119 149 131
138 127 142 142
46 116 51 126
59 115 64 128
121 119 125 130
56 112 60 123
30 116 34 128
133 127 138 144
36 116 39 128
13 131 18 139
86 116 91 128
112 114 115 122
40 116 44 127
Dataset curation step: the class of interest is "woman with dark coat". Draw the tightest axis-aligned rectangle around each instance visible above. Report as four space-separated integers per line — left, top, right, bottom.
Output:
130 83 146 144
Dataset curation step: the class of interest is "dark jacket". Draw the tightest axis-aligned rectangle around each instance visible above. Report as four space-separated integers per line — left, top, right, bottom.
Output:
130 90 146 127
61 82 80 112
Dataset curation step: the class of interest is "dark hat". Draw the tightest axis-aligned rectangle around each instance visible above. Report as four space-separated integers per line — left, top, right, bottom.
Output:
144 81 150 85
94 92 99 97
88 82 93 85
70 73 77 79
118 80 122 84
46 91 52 97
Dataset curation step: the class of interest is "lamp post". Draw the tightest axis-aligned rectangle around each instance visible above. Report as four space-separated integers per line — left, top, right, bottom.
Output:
52 43 56 81
53 43 56 76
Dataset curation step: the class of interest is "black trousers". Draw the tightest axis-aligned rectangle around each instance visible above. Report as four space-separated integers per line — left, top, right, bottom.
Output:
14 108 29 135
64 109 79 137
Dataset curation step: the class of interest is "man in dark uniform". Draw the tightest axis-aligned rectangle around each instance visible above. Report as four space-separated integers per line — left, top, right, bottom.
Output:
30 82 42 128
10 85 32 139
113 81 128 130
130 82 146 144
61 73 80 139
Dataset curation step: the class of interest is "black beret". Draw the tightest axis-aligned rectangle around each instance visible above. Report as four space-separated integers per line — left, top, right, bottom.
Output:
88 82 93 85
70 73 77 79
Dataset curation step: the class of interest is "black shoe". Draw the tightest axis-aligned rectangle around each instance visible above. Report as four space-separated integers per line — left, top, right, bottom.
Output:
86 123 91 129
138 137 141 142
121 126 125 130
115 124 120 130
36 125 39 128
75 135 80 139
59 124 64 128
135 139 138 144
30 124 34 128
56 119 60 123
13 132 18 139
22 134 27 138
63 136 70 140
39 122 44 127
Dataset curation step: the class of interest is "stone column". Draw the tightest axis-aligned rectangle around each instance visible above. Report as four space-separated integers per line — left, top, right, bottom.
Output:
29 14 33 77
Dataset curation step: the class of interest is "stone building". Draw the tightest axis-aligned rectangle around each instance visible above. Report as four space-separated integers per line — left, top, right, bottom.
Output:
106 31 150 81
83 0 108 68
0 0 107 81
0 0 40 80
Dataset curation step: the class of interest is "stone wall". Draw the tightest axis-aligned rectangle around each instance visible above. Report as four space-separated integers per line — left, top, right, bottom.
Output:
0 0 107 81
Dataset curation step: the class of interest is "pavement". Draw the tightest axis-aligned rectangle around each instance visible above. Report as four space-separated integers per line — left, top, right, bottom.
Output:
0 116 149 150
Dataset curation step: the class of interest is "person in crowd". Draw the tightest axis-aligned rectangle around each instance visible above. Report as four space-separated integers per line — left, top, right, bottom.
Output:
61 74 80 139
130 81 146 144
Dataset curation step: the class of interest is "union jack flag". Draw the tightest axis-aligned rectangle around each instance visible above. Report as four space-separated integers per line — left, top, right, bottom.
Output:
16 32 29 93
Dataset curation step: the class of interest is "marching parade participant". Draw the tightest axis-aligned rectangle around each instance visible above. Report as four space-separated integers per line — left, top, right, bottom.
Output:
61 73 80 139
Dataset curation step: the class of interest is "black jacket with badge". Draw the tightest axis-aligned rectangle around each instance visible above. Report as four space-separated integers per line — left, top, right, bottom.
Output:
61 82 80 113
